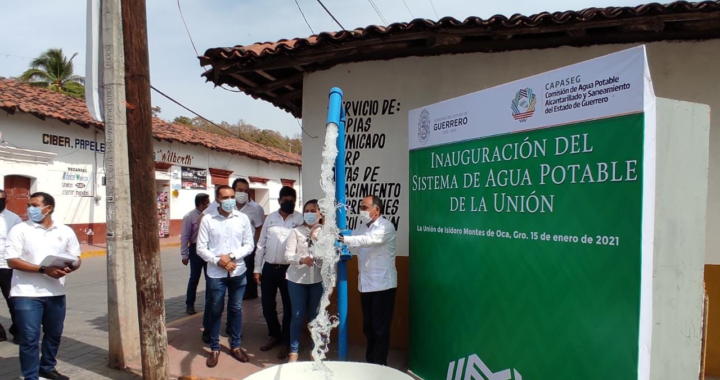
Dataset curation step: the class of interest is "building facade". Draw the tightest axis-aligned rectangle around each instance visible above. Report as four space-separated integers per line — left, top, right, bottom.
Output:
200 3 720 375
0 79 302 245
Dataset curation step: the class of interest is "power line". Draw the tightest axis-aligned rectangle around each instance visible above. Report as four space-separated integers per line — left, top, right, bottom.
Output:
428 0 439 19
294 0 315 34
316 0 345 30
176 0 242 93
296 118 318 139
150 84 240 137
401 0 414 18
367 0 388 25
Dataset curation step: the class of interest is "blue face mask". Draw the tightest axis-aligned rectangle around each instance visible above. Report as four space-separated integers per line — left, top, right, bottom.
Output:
27 206 48 223
221 199 235 212
304 212 318 225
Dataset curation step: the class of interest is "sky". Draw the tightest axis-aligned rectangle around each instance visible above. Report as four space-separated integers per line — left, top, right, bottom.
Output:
0 0 650 137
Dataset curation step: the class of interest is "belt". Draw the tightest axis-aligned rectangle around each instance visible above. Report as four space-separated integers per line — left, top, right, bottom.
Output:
265 263 289 269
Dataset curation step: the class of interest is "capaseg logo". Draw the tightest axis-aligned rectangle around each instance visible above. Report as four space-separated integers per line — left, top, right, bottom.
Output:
418 109 431 145
447 353 522 380
511 88 536 122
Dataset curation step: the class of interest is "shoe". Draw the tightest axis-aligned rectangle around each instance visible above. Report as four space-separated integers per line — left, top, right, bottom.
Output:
12 335 19 345
288 353 298 363
186 306 197 315
230 347 249 363
0 324 6 342
206 351 220 368
260 336 279 351
277 345 290 360
39 369 69 380
243 295 258 300
202 331 211 344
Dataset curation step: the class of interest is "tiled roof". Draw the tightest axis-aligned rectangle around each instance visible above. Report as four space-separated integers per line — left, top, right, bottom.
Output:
200 1 720 117
0 78 301 167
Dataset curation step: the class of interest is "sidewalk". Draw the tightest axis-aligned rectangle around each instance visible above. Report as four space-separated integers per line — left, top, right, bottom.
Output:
126 297 408 380
80 235 182 258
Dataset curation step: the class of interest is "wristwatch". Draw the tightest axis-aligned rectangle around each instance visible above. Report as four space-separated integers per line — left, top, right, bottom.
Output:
38 266 46 274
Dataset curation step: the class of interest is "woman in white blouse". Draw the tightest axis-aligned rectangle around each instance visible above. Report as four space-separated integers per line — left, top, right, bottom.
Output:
284 199 324 362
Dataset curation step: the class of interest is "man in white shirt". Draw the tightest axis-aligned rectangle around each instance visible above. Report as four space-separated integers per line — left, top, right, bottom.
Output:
231 178 264 300
197 185 255 367
254 186 303 359
0 189 22 344
6 192 82 380
181 193 210 315
340 195 397 367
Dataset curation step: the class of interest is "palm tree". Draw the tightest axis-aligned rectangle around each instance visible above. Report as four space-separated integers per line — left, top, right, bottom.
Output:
20 48 85 99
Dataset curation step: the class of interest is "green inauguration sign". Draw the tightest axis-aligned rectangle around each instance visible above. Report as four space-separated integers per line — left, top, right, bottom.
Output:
408 47 656 380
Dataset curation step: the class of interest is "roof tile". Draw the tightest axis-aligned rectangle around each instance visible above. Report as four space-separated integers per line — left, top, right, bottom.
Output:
0 78 301 167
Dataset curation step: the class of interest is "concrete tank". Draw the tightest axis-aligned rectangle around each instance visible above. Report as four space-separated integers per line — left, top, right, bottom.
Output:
245 362 415 380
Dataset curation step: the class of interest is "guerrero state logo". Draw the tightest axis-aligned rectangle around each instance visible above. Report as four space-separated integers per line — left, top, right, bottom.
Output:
418 109 431 145
511 88 537 122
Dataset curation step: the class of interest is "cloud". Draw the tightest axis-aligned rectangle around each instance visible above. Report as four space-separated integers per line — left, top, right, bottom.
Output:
1 0 647 137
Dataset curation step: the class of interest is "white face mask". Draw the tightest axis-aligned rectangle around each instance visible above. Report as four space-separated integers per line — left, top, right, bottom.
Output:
359 210 372 224
235 192 248 204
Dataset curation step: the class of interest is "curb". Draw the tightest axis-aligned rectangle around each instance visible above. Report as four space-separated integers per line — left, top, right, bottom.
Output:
80 242 182 259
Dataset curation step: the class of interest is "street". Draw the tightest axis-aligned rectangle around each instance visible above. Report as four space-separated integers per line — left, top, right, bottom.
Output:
0 246 199 380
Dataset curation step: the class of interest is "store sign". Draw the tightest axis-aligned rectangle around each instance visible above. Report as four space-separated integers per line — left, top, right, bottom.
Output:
42 133 106 153
61 166 93 197
408 47 655 380
154 149 193 166
181 167 207 189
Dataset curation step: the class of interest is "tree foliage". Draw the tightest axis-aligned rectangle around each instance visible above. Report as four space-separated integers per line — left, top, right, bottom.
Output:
20 48 85 99
170 116 302 154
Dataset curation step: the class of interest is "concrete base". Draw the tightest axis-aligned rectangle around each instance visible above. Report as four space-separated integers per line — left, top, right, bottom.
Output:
245 362 414 380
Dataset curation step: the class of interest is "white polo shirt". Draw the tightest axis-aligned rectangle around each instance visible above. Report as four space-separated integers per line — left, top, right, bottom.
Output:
0 209 22 269
5 220 81 297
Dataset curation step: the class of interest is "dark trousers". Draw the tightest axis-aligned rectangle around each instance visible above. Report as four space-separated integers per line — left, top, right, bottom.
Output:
0 268 17 337
243 251 258 299
360 288 396 366
14 296 66 380
185 244 206 308
260 263 291 343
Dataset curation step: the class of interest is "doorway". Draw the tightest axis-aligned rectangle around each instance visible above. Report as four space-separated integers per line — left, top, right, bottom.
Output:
4 175 31 220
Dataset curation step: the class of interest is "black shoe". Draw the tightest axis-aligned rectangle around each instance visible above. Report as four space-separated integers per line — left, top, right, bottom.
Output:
39 369 69 380
202 330 211 344
11 334 19 345
186 306 197 315
243 294 258 300
0 324 6 342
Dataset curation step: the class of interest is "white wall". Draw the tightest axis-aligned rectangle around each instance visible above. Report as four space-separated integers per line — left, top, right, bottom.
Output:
301 40 720 263
153 140 302 220
0 113 106 226
0 112 302 228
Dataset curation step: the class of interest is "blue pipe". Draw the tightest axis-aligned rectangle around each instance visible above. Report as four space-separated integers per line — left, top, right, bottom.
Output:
327 87 351 361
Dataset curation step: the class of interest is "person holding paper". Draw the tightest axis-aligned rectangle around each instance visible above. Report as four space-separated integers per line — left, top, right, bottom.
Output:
197 185 255 367
0 189 22 344
6 192 81 380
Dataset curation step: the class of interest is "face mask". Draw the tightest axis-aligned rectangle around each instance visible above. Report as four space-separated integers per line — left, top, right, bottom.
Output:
221 199 235 212
235 192 248 204
0 198 5 212
359 210 372 224
280 201 295 214
28 206 48 223
304 212 318 225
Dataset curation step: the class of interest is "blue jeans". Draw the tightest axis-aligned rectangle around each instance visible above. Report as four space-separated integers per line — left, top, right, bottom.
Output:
13 296 66 380
288 281 323 354
206 273 246 351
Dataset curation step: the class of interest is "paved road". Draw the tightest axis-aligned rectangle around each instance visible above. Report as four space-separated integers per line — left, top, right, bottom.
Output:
0 246 199 380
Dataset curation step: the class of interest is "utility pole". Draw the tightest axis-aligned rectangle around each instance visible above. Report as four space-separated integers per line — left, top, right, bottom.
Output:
101 0 141 368
121 0 170 378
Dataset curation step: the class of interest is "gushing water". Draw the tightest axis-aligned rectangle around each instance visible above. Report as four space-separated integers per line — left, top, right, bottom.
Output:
307 122 341 378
